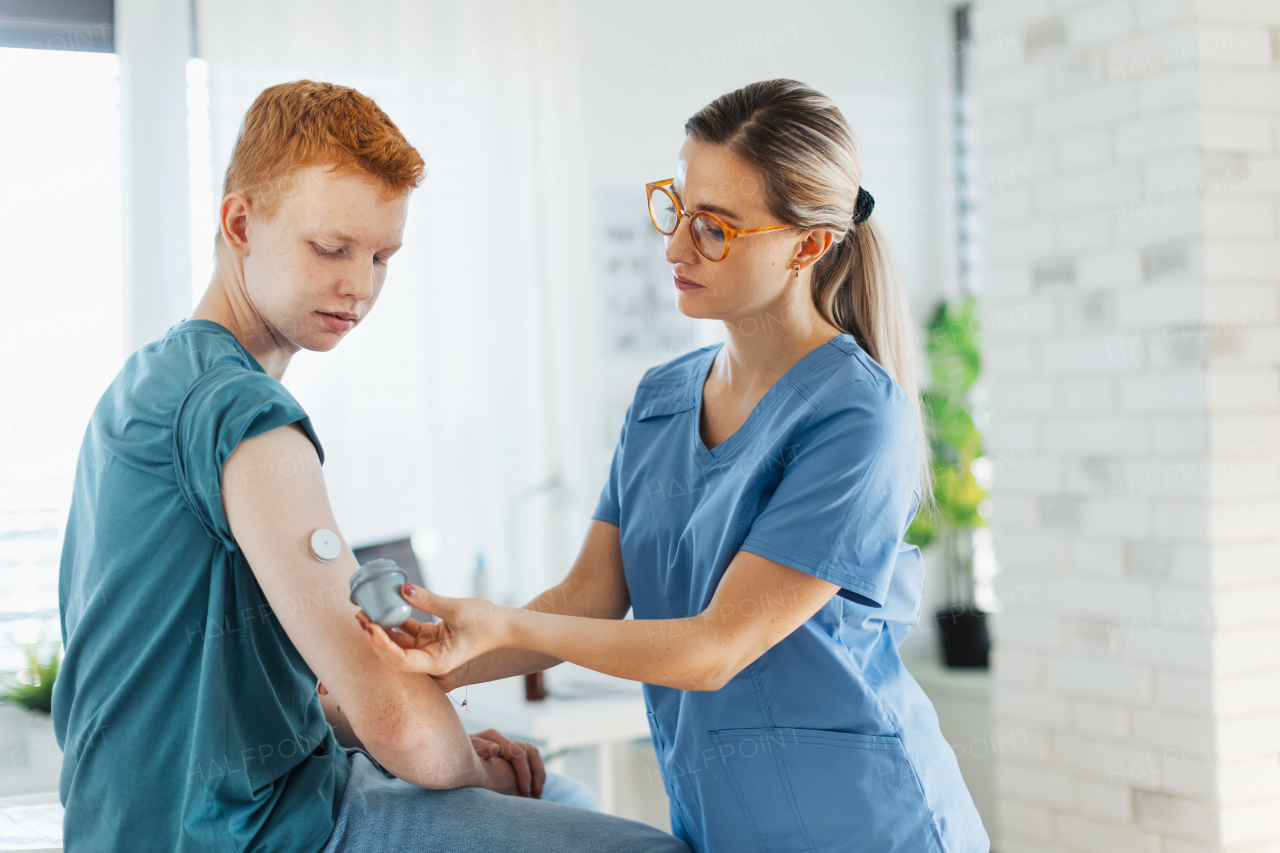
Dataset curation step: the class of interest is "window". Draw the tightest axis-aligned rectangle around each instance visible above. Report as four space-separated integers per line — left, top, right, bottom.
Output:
0 46 123 672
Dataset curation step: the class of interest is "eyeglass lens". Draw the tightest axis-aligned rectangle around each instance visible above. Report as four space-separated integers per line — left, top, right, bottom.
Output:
691 215 726 260
648 189 728 260
648 190 678 234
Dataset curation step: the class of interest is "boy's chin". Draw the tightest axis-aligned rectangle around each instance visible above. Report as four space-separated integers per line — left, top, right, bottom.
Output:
278 324 346 353
288 315 355 352
300 333 345 353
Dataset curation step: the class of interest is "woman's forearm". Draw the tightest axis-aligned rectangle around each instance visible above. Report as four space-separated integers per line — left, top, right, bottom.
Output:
448 647 563 688
447 579 623 688
504 608 731 691
364 547 837 695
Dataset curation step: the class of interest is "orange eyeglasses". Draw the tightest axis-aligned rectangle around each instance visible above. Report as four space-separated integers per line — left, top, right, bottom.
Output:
645 179 792 262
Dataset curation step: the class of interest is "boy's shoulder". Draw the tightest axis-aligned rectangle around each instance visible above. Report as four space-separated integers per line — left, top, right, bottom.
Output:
90 321 274 462
124 320 269 398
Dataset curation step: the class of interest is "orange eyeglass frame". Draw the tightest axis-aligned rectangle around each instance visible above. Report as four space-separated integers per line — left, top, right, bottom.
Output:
645 178 792 262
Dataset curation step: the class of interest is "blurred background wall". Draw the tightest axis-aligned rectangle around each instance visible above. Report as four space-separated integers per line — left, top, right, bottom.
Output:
971 2 1280 850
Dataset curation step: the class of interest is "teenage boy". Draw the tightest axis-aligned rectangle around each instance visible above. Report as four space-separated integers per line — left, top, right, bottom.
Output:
54 80 687 853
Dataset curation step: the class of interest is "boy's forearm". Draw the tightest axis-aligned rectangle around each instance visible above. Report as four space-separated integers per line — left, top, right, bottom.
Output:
380 745 489 791
351 677 490 789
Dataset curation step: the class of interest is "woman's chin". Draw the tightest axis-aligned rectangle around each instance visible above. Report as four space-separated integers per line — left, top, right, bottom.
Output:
674 290 718 320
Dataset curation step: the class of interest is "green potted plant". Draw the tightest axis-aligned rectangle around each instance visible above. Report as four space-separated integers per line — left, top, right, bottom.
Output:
2 645 59 715
0 643 63 794
907 298 990 668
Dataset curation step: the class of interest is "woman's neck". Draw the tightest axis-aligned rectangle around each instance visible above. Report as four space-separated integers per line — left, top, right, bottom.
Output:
190 258 298 381
713 290 843 393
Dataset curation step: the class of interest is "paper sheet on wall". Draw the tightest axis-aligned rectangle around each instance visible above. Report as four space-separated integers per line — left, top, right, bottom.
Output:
594 188 702 362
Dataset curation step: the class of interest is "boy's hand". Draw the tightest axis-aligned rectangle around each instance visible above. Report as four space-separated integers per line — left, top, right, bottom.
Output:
468 729 545 798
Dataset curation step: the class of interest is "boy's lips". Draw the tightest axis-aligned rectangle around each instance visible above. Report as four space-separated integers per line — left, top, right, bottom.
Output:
317 311 357 332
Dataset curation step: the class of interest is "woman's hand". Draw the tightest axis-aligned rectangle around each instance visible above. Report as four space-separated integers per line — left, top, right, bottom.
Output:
355 584 515 677
429 664 471 694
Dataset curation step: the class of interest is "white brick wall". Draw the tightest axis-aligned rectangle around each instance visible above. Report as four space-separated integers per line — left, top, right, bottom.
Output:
974 0 1280 849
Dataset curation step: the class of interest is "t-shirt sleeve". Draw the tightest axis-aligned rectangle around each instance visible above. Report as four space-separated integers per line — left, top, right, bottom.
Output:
591 405 631 528
739 378 921 608
173 365 324 551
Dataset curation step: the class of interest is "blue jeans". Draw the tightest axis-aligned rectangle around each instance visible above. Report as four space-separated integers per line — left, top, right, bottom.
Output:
322 749 690 852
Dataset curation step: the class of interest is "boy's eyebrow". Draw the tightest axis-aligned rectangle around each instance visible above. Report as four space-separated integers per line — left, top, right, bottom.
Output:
317 230 402 252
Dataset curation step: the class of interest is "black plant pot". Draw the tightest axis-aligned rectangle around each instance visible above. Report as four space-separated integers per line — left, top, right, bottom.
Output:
934 606 990 668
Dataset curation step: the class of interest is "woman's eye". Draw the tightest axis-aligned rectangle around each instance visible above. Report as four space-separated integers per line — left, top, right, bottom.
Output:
312 242 342 256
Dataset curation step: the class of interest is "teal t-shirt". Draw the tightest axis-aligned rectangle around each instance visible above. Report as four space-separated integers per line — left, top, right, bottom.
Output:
53 319 349 852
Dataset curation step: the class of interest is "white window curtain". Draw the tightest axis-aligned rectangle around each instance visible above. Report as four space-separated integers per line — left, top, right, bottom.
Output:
196 0 598 603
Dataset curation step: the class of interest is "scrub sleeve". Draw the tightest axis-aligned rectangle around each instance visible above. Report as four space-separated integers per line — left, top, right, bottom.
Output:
739 380 921 608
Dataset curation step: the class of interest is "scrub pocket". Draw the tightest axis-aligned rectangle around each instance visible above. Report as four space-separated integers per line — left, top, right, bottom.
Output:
707 727 944 853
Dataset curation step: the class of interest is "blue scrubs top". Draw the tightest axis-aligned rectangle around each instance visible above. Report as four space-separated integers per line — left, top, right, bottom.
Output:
54 320 347 852
593 335 989 853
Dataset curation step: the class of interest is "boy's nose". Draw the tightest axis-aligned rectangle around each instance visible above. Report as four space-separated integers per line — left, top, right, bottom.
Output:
339 257 376 301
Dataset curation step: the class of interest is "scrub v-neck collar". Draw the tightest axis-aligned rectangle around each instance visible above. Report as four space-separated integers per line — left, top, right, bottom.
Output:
692 333 850 464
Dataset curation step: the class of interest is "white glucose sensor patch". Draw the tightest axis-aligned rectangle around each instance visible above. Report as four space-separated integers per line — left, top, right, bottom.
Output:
310 528 341 562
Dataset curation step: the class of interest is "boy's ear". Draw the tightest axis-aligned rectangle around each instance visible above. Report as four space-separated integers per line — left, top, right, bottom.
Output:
220 193 252 257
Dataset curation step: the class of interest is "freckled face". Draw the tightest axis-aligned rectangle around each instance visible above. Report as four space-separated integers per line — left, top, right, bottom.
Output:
241 164 409 352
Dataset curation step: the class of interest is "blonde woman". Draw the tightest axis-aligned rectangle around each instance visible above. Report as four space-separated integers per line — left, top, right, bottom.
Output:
359 79 988 853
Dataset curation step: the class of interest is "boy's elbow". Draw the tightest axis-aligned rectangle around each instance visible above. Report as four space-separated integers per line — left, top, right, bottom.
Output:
349 702 477 789
348 692 433 757
352 714 419 756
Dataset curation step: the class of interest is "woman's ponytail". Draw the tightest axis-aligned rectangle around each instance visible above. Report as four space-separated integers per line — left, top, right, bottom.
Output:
814 214 930 503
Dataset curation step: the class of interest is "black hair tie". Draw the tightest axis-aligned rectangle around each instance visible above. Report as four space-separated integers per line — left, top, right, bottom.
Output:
852 186 875 224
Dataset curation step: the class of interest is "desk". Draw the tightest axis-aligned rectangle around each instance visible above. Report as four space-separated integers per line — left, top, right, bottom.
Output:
455 665 652 816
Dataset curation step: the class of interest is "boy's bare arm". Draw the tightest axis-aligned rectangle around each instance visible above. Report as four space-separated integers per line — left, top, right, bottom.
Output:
221 422 512 792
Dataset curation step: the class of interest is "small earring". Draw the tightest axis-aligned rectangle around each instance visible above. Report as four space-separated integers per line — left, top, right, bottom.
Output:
793 263 800 278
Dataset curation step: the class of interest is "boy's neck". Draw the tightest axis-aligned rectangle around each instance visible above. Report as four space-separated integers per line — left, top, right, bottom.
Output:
190 258 298 381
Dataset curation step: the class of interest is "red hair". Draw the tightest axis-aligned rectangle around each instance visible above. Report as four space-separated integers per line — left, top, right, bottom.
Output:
219 80 424 238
